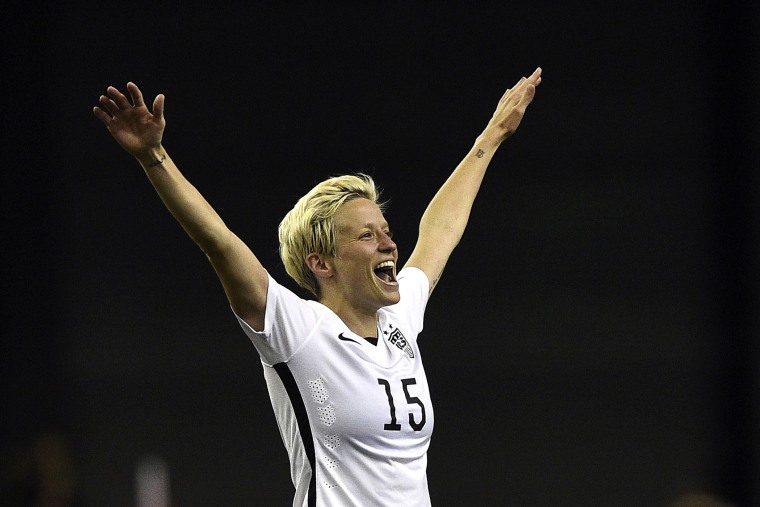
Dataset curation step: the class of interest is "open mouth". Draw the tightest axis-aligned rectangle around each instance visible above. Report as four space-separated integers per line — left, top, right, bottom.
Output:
373 260 397 284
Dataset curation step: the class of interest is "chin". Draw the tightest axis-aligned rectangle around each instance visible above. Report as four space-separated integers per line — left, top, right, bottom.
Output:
372 279 400 306
384 291 401 306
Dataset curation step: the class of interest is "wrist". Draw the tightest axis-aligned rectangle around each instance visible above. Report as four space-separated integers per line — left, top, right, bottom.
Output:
135 145 167 168
473 129 503 157
475 127 504 150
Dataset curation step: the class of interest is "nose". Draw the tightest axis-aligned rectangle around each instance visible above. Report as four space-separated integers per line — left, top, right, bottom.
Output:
379 231 396 252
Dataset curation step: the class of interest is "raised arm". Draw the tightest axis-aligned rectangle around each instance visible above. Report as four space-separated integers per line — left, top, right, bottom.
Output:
93 82 268 330
404 67 542 294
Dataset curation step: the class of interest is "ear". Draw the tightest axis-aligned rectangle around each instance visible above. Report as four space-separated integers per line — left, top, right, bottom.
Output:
306 253 333 280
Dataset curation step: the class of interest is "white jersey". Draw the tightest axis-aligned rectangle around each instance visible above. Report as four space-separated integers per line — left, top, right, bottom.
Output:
236 267 434 507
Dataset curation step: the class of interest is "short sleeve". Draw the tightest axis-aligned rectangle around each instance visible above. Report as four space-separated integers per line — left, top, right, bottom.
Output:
388 266 430 337
234 275 321 365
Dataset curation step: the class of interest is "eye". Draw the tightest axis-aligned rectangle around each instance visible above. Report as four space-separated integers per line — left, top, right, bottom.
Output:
359 231 373 239
384 230 394 239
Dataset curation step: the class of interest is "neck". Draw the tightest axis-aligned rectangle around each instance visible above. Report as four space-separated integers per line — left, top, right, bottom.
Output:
321 298 378 337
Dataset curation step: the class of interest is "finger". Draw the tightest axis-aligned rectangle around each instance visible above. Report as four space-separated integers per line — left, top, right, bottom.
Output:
524 84 536 102
499 68 541 105
99 94 120 116
507 76 528 97
529 67 543 86
107 85 132 110
500 80 525 104
92 106 112 124
514 84 536 108
127 82 145 108
152 94 165 118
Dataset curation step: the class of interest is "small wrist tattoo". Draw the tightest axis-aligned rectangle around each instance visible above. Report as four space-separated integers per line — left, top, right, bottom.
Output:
148 154 167 167
476 149 485 158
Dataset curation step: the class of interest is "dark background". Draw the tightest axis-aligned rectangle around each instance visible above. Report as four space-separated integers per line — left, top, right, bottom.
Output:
2 2 758 506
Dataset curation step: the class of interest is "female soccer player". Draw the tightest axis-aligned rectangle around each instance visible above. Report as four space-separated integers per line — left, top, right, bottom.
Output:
93 67 541 506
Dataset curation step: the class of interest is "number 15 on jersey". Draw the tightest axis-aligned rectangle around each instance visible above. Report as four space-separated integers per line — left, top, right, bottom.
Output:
377 378 427 431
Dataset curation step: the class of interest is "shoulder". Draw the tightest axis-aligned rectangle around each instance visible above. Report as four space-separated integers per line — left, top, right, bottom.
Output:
397 266 430 303
398 266 429 289
382 267 430 335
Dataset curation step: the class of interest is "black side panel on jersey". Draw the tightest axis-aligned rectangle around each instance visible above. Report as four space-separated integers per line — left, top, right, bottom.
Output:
274 362 317 507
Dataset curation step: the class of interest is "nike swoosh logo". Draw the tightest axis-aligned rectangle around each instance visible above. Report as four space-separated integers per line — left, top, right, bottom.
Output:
337 332 361 344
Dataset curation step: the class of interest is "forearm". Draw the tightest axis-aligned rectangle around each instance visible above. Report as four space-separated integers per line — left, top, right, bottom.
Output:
418 130 502 248
135 145 231 255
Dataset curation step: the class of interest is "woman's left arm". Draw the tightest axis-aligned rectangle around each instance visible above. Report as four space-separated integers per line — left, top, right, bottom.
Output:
404 67 542 294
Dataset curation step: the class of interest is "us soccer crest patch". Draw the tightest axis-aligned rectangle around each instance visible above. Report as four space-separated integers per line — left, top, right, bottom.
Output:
387 327 414 358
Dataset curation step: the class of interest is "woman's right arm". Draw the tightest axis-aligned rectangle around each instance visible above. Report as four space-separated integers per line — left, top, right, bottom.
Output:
94 82 268 331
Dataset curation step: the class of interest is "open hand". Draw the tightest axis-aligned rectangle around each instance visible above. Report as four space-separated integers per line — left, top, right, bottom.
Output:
93 82 165 158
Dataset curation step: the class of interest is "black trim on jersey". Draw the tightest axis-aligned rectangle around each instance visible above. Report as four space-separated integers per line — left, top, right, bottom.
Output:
274 362 317 507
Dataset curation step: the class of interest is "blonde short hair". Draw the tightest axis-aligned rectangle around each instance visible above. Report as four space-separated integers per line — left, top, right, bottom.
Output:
278 173 385 297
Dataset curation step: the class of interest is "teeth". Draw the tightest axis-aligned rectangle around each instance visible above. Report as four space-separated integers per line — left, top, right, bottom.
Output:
375 260 395 270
